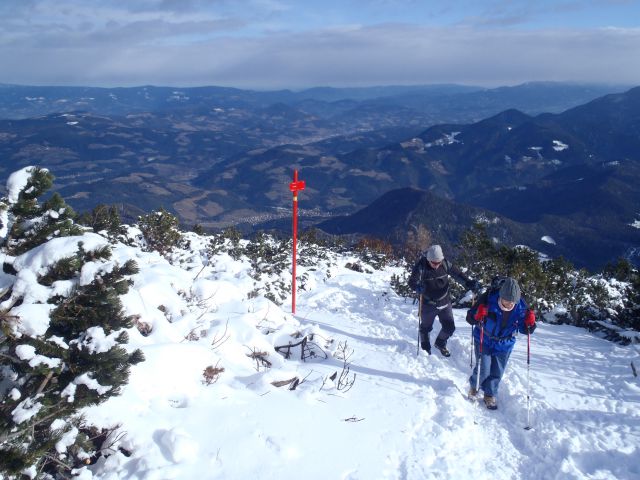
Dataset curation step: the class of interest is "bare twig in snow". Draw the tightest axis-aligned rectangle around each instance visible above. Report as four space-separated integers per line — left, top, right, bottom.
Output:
246 347 271 371
335 341 356 392
343 416 365 422
211 319 230 350
203 361 225 385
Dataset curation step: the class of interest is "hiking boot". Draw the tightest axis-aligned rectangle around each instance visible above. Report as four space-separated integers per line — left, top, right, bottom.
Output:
434 341 451 357
484 395 498 410
468 387 478 399
420 333 431 355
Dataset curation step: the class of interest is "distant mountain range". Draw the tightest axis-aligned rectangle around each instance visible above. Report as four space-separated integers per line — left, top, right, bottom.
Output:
316 179 640 271
0 82 638 269
0 81 628 123
316 187 551 252
314 88 640 268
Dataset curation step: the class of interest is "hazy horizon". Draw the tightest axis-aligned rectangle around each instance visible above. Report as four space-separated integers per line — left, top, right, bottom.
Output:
1 1 639 89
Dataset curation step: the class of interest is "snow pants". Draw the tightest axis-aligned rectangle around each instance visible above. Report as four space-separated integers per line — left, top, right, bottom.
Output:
419 301 455 347
469 344 512 397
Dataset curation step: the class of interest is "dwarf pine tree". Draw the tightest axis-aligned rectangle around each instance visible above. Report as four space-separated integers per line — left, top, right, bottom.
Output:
0 247 144 478
222 226 244 260
0 167 144 478
622 268 640 331
2 167 83 256
138 207 182 256
245 232 290 304
78 204 124 239
456 222 501 281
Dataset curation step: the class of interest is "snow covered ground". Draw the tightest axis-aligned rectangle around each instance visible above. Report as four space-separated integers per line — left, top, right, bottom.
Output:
69 233 640 480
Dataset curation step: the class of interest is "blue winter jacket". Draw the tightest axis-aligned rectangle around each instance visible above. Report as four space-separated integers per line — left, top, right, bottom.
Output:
469 292 530 354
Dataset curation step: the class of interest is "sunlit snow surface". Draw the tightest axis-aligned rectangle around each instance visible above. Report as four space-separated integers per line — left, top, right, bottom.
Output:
13 232 636 479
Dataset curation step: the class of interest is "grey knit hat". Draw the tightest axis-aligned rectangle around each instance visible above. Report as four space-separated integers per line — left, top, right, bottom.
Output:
499 277 521 303
426 245 444 262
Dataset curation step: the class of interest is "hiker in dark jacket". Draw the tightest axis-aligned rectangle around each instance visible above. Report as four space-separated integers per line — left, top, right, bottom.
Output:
466 277 536 410
409 245 479 357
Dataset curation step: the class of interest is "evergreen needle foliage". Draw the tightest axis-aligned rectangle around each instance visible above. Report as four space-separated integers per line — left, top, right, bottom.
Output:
138 207 182 256
3 168 83 256
78 204 124 238
454 222 640 342
0 168 144 478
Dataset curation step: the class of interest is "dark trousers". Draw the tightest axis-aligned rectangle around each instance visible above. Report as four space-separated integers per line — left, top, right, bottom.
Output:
419 301 455 346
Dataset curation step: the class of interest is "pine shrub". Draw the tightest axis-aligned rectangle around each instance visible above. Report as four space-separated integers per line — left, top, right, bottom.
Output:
0 249 144 477
390 270 413 298
221 226 244 260
0 167 144 477
138 208 182 256
78 204 124 238
298 228 333 266
2 168 83 256
245 232 290 304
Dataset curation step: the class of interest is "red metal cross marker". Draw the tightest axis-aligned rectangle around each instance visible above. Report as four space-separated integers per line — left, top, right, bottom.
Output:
289 169 305 314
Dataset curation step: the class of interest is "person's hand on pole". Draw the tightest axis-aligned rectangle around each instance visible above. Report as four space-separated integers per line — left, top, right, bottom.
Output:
474 304 488 322
525 309 536 333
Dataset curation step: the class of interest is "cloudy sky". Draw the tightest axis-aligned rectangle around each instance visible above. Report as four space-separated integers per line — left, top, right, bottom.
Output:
1 0 639 89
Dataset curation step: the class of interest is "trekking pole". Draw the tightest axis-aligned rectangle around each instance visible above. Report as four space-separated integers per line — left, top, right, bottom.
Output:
469 291 475 369
470 327 474 368
475 322 484 394
469 292 476 373
473 322 484 425
416 294 423 356
525 330 532 430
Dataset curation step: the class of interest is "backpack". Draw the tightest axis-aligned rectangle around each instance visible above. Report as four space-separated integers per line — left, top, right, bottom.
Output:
475 276 507 305
467 276 513 326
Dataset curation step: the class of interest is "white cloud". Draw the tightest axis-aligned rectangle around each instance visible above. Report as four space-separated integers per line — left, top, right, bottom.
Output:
1 2 639 88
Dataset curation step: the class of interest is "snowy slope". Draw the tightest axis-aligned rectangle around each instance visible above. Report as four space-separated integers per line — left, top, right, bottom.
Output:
68 233 640 480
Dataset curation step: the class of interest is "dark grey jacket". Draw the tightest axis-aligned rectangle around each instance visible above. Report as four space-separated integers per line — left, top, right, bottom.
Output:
409 257 475 307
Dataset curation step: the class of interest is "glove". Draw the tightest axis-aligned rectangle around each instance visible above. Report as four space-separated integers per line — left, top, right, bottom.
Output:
474 304 488 322
525 309 535 327
525 309 536 331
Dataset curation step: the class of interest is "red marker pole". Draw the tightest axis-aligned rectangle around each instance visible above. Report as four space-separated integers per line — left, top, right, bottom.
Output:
289 170 305 314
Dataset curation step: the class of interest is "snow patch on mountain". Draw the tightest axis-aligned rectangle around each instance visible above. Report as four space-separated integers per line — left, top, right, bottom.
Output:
425 131 461 148
552 140 569 151
475 214 500 224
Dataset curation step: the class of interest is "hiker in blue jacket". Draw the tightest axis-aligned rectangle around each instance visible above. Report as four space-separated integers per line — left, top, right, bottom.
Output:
409 245 479 357
466 277 536 410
